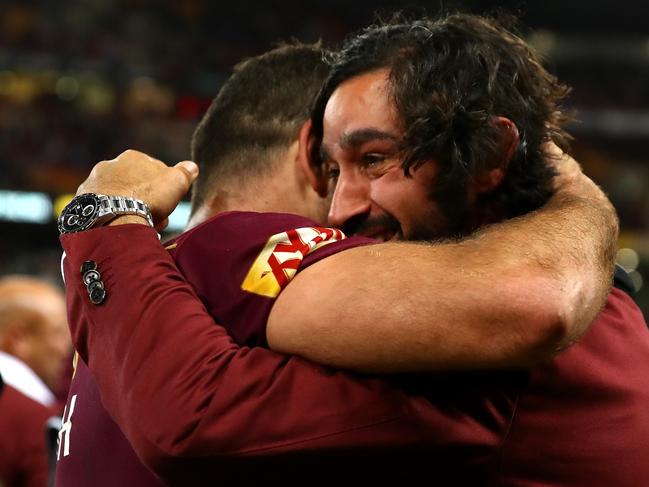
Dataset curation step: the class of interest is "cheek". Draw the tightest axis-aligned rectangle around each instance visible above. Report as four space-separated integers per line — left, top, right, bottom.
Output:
369 170 427 219
370 169 445 237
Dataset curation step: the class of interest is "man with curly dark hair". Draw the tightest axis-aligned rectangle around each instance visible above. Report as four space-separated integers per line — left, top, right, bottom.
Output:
312 13 573 238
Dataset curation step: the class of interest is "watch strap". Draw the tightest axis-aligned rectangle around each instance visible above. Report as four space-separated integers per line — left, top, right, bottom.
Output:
98 195 154 228
58 193 154 234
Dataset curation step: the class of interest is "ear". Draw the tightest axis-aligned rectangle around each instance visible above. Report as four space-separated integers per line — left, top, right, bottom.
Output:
474 116 520 194
296 119 328 197
2 321 29 358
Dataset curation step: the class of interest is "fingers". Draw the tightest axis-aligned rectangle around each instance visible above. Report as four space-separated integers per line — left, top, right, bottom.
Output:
155 217 170 232
173 161 199 188
76 150 199 230
150 160 198 210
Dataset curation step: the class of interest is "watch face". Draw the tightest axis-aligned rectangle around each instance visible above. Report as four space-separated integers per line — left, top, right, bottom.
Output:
58 194 100 233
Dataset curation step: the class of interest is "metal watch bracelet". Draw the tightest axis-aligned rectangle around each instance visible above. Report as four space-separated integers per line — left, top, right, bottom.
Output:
101 195 154 228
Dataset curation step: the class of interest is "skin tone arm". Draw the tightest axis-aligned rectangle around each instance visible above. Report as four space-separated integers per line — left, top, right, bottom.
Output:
268 147 618 371
80 148 617 373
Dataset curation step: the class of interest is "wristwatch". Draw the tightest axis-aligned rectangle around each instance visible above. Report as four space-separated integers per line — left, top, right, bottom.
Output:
58 193 154 234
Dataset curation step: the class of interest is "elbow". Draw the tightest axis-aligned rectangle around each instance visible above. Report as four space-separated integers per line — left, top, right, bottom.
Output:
138 449 202 485
527 270 607 361
506 280 577 367
524 301 572 365
132 427 214 481
132 438 177 478
507 307 568 368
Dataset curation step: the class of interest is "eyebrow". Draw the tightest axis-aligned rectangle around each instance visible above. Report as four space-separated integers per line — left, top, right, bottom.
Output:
319 128 401 163
340 128 400 149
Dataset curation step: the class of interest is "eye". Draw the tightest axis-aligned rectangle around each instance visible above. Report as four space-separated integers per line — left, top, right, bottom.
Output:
360 153 393 179
361 153 386 166
325 165 340 181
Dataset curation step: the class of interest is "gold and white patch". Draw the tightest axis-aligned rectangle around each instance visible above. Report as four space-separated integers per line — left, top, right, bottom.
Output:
242 227 345 298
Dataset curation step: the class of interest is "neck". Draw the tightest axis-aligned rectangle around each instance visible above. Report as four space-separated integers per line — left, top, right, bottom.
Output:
187 160 327 230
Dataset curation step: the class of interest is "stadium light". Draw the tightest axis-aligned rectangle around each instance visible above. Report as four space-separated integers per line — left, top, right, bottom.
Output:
0 190 52 224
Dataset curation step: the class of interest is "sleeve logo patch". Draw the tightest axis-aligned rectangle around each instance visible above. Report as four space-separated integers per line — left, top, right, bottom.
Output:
241 226 345 297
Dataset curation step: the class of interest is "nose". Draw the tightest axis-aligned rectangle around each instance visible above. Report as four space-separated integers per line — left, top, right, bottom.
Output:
328 171 371 230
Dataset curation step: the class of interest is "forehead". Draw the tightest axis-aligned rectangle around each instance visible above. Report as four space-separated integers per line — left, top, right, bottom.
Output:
0 284 66 323
323 68 401 144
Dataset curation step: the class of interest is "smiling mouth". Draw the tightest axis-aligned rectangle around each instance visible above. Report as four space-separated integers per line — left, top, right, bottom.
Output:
341 212 402 241
357 227 402 242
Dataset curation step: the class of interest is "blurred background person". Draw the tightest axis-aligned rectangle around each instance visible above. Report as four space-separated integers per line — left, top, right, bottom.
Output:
0 276 70 404
0 276 71 487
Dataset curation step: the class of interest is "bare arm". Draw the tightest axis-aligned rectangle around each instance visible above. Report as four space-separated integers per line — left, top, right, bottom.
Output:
76 149 616 374
266 148 618 372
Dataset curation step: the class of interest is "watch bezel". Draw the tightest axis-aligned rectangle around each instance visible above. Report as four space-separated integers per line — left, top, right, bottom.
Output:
58 193 102 234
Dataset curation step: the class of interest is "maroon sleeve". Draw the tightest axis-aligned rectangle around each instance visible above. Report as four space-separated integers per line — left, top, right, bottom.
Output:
60 224 441 476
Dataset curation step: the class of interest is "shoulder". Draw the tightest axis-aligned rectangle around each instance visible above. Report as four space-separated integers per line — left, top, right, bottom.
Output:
167 211 331 289
169 211 326 251
169 211 370 298
163 211 371 346
0 384 53 487
0 352 56 407
0 383 54 432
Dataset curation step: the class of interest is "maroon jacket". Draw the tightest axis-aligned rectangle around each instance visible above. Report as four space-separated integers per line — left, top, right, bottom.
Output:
0 383 56 487
59 212 649 486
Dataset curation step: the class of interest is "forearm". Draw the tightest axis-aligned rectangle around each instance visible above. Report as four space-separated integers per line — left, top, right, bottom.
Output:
472 166 617 347
268 170 617 372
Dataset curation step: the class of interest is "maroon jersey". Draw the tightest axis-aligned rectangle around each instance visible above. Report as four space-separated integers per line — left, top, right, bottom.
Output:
59 212 649 486
169 211 366 348
54 358 165 486
59 212 510 485
500 287 649 486
0 384 55 487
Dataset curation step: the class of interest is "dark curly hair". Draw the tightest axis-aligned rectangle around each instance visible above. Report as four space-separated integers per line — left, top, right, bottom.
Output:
311 13 572 221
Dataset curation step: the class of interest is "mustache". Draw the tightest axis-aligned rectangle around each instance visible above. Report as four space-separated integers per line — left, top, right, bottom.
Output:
341 212 402 237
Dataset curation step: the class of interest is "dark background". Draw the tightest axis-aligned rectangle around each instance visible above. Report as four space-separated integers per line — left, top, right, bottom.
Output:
1 0 647 316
